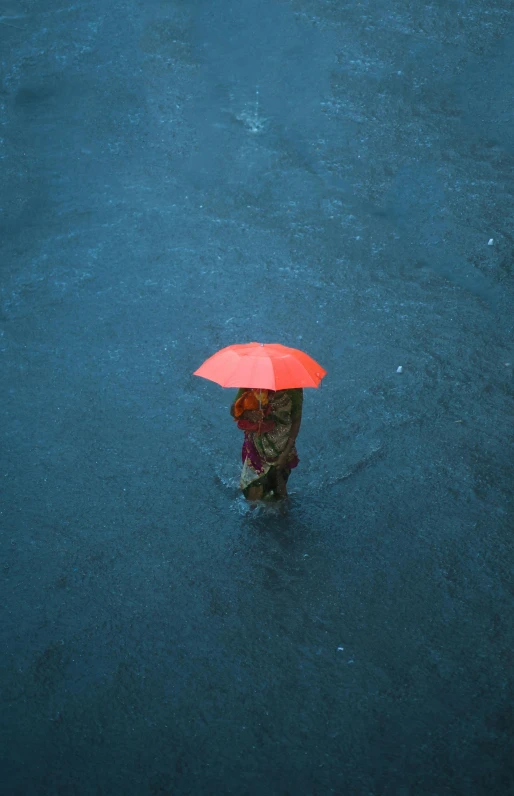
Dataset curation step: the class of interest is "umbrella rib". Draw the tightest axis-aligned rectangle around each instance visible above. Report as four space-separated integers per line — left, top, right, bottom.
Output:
222 354 248 388
279 355 315 388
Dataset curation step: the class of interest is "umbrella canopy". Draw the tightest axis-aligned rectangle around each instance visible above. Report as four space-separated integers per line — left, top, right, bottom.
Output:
193 342 327 390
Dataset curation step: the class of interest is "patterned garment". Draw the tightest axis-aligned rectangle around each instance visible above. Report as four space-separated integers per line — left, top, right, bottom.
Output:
232 388 303 493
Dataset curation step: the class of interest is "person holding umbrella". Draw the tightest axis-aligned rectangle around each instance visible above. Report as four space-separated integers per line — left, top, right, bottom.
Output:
194 342 326 503
230 386 303 501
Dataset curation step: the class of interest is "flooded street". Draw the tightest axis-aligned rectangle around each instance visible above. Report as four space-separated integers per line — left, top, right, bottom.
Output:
1 0 513 793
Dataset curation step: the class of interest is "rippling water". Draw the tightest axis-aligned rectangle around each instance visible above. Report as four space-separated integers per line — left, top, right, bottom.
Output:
1 0 513 793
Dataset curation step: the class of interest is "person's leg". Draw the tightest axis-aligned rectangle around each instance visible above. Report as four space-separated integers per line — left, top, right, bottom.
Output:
272 467 290 499
246 483 264 501
274 471 287 499
243 472 268 501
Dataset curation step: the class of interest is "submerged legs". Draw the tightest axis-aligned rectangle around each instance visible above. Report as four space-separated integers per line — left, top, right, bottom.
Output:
246 483 264 501
243 467 291 502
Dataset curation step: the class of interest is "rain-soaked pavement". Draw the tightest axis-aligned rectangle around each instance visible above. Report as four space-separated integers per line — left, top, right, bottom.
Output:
1 1 514 793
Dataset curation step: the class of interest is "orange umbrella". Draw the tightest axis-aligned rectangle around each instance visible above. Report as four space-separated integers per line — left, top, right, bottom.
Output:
193 342 326 390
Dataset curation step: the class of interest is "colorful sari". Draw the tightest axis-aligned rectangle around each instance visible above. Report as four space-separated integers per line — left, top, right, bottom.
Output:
231 388 303 498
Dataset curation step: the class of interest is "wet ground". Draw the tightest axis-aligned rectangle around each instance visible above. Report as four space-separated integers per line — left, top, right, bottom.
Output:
1 1 514 793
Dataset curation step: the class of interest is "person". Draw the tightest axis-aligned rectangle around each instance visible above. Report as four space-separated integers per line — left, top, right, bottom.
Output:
230 387 303 501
